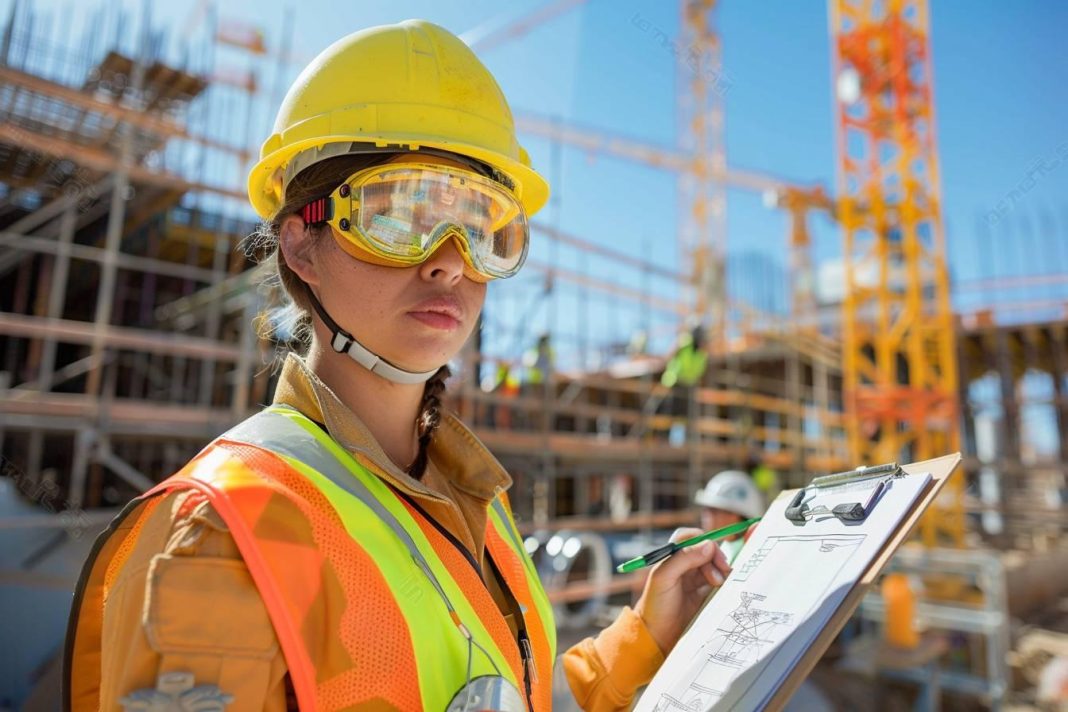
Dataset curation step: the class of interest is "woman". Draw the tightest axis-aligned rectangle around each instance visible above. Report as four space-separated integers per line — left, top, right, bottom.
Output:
65 20 731 712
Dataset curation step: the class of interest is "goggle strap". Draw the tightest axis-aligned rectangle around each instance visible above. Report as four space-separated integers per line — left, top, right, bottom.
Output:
300 196 333 226
305 289 437 385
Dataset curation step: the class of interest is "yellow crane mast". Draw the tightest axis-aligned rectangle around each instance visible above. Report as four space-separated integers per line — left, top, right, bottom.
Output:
830 0 964 546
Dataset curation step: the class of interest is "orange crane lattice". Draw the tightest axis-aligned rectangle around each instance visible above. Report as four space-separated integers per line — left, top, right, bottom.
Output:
829 0 963 546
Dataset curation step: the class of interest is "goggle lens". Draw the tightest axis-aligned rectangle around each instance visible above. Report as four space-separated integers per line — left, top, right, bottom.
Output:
334 164 528 279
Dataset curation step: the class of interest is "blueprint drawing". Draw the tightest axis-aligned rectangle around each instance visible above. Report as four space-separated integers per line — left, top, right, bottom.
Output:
636 471 931 711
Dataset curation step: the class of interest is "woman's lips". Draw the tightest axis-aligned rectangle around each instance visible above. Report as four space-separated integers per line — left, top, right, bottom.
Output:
408 310 461 330
407 295 463 330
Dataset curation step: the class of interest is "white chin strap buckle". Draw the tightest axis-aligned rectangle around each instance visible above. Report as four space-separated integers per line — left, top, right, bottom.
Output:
330 331 438 385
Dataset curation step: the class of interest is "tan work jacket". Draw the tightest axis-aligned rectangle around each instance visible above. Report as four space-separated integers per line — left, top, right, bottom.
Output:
82 353 664 711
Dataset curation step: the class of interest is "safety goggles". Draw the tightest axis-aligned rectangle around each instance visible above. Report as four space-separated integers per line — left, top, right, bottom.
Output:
301 162 529 281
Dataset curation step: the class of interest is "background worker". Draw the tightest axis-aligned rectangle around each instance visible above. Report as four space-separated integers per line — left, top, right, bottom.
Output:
492 359 521 429
659 322 708 444
66 20 731 712
660 322 708 392
522 333 555 387
694 469 767 564
520 332 554 430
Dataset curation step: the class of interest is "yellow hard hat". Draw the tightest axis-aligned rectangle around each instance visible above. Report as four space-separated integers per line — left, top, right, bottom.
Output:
248 20 549 220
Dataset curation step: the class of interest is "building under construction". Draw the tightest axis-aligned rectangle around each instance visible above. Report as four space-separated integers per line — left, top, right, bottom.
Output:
1 1 1066 709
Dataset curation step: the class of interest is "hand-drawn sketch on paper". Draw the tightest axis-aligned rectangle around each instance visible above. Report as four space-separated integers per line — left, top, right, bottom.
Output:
732 533 866 584
709 592 793 669
650 535 864 712
653 592 791 711
636 471 931 712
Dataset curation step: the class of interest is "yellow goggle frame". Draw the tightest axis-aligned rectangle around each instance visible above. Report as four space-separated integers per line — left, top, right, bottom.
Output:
304 162 530 282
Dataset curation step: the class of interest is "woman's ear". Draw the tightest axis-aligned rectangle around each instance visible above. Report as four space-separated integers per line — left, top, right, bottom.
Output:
279 214 321 287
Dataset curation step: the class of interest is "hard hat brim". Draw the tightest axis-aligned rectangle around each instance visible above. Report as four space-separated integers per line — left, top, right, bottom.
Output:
694 493 763 520
249 135 549 221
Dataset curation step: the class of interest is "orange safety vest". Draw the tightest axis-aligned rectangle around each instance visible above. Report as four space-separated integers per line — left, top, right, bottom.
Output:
65 405 556 711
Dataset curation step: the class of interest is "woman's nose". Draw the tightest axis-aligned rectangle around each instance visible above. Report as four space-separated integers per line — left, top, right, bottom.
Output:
418 233 466 285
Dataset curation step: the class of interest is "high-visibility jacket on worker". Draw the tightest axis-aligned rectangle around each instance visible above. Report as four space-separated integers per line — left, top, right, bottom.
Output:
660 335 708 389
64 354 665 711
67 403 555 711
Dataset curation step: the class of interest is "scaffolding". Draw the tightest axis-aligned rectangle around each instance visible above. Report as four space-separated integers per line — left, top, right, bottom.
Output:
0 0 1064 613
0 1 262 515
1 4 1066 708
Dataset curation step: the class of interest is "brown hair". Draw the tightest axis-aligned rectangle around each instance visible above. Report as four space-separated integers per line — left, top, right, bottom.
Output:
243 154 450 480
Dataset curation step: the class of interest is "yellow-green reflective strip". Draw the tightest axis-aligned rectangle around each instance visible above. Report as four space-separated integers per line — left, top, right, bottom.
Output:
489 499 538 581
488 502 557 657
247 406 520 698
272 449 490 705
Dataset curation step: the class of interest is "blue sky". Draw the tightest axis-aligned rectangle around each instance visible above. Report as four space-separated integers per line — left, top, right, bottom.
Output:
6 0 1068 361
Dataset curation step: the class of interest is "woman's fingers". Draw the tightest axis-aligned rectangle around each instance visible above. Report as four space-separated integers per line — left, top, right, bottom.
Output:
636 530 736 653
698 544 731 588
658 539 731 587
699 561 722 589
669 527 702 544
709 540 730 575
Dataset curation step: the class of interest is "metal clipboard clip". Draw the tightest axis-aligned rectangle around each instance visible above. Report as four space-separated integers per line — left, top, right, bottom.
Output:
785 462 905 524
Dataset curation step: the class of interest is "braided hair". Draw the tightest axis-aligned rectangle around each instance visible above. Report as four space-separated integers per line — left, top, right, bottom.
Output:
407 365 451 480
245 153 455 480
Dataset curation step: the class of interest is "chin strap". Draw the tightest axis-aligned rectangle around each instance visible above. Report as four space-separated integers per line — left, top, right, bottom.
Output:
305 290 438 385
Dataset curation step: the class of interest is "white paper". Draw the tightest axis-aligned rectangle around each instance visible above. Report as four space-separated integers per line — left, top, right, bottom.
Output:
635 471 931 711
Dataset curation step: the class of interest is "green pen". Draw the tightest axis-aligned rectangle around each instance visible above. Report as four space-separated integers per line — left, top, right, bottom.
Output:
615 517 761 573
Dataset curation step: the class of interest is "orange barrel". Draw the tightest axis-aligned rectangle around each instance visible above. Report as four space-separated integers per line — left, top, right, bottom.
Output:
882 572 919 649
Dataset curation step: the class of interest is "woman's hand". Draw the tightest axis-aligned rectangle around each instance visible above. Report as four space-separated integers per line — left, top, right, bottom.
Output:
633 527 732 654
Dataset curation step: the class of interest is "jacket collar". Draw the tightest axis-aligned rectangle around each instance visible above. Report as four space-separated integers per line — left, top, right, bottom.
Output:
270 353 512 502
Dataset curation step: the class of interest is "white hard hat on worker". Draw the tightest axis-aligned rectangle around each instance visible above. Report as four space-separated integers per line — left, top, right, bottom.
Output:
694 470 764 563
696 469 764 523
695 470 765 519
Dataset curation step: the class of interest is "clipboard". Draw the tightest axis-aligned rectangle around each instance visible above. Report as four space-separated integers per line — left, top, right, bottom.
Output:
762 452 962 711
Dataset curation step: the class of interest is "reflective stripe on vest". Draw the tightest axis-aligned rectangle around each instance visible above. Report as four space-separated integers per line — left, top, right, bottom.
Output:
222 408 467 624
488 497 555 643
204 405 556 710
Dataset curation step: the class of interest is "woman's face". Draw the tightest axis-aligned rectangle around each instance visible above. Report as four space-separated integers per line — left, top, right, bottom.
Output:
298 154 490 374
